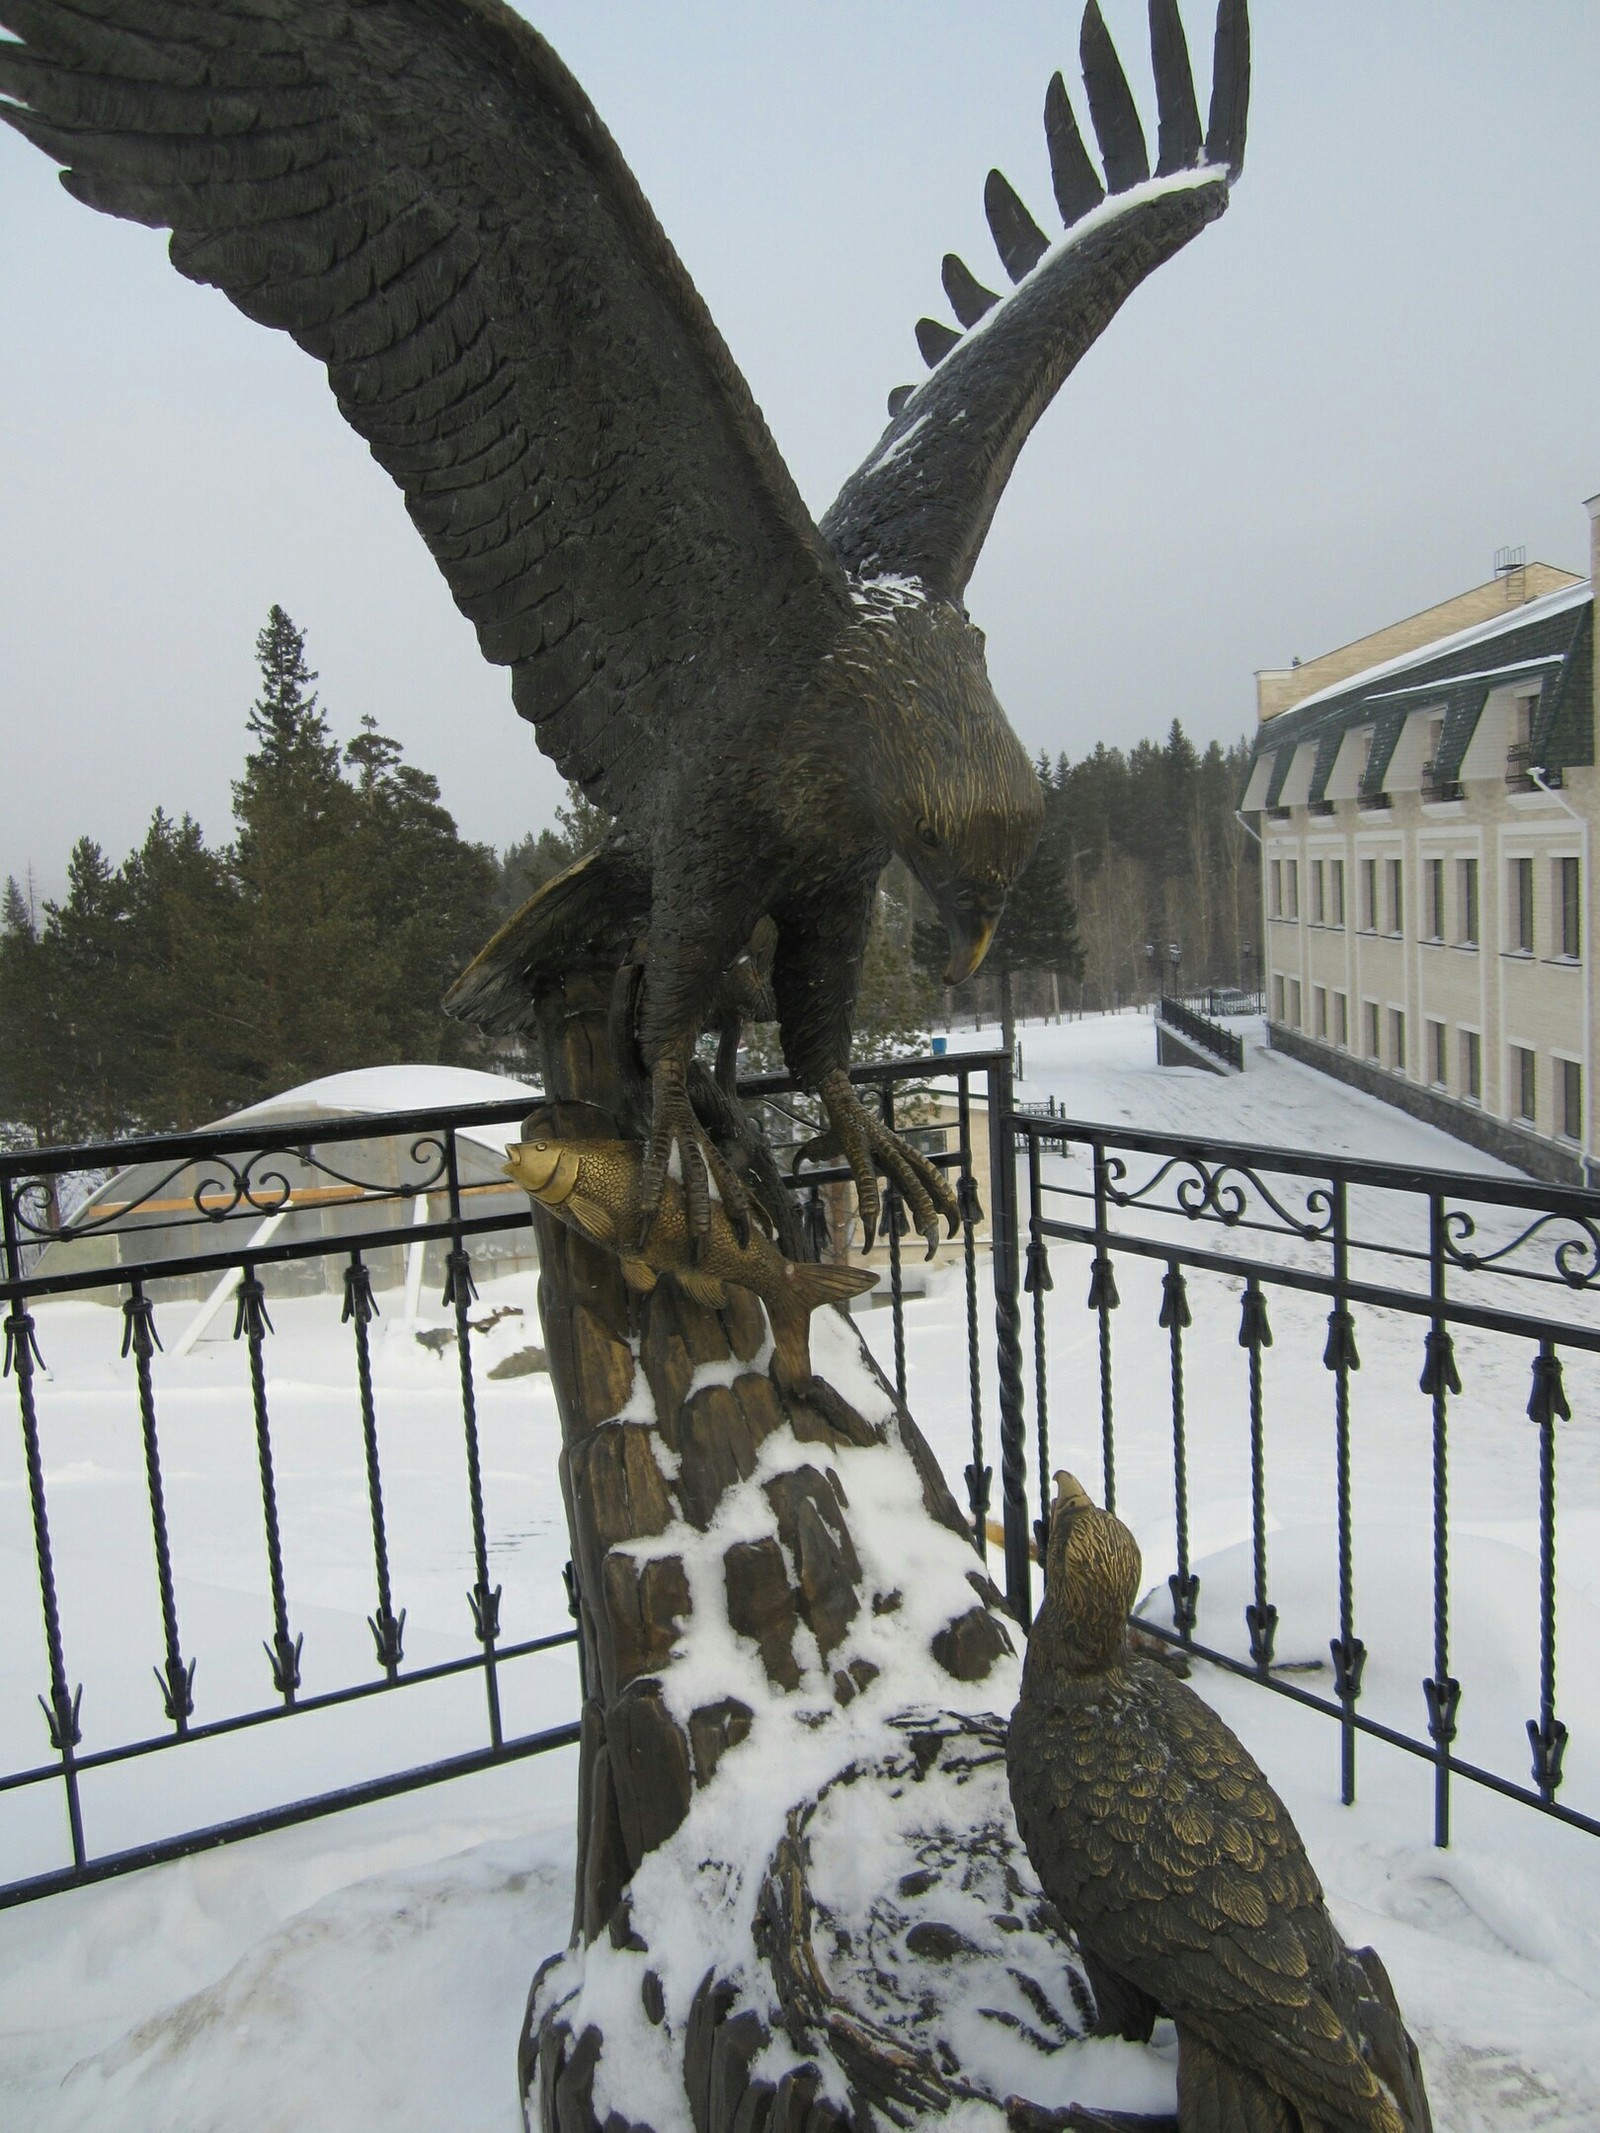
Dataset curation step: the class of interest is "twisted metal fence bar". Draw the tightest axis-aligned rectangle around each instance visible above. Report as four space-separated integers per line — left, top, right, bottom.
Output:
1005 1108 1600 1847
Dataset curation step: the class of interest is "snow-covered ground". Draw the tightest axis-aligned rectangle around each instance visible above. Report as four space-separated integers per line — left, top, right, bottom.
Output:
4 1013 1599 2129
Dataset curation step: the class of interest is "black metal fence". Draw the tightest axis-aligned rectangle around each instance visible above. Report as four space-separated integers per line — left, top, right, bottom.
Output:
1156 992 1246 1071
0 1052 1012 1908
1004 1114 1600 1850
8 1047 1600 1909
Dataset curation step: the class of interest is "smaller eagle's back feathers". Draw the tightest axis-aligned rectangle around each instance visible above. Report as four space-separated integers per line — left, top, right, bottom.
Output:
1011 1482 1429 2133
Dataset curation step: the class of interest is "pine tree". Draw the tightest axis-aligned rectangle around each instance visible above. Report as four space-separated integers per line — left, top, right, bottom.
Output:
343 714 499 1063
121 810 251 1129
494 780 609 915
0 875 72 1151
231 607 370 1087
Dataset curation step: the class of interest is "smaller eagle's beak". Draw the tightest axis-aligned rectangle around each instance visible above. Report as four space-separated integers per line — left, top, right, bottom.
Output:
942 906 998 987
1052 1469 1095 1516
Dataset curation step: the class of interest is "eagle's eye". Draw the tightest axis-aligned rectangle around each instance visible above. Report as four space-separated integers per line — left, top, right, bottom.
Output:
916 819 942 852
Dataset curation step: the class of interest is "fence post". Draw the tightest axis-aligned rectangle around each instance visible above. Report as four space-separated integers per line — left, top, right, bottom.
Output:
988 1053 1031 1625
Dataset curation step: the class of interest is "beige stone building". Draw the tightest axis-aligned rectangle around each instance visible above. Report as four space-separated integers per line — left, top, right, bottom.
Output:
1241 496 1598 1183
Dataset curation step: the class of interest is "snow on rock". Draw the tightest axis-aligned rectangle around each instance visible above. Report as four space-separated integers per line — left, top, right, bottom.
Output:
534 1328 1040 2127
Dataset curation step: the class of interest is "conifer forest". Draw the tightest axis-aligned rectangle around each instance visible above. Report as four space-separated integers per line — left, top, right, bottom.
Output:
0 609 1259 1148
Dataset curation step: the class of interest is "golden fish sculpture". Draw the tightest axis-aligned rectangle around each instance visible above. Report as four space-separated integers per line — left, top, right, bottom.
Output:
505 1138 877 1393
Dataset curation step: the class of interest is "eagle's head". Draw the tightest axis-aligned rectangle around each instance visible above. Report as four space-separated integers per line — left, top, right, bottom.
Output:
844 585 1043 983
1033 1469 1142 1676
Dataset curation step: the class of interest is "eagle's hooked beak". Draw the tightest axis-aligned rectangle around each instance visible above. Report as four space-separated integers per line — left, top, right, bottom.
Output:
1052 1469 1095 1516
941 901 1000 986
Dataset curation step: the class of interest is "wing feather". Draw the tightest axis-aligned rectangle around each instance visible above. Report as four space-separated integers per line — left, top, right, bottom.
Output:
825 0 1247 600
0 0 850 825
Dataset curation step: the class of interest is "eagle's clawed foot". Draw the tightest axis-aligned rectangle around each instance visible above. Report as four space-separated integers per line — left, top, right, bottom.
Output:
794 1069 958 1260
637 1047 752 1253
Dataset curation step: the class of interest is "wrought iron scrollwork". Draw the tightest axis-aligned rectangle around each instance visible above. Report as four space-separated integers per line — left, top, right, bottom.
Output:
1103 1152 1334 1241
1441 1204 1600 1290
13 1130 453 1248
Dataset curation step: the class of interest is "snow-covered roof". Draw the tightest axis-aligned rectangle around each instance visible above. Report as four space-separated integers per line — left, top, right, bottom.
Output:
1281 578 1591 717
215 1064 540 1155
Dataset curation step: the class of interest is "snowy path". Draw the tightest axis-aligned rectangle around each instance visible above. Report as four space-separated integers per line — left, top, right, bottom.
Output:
4 1016 1599 2129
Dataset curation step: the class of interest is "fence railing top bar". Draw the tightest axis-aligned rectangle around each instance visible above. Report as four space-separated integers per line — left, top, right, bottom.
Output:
0 1092 545 1182
1005 1111 1600 1219
740 1048 1009 1097
3 1204 535 1309
3 1052 1006 1184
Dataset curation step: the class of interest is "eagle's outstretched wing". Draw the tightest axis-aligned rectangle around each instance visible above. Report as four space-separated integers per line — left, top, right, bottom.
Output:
821 0 1249 601
0 0 851 822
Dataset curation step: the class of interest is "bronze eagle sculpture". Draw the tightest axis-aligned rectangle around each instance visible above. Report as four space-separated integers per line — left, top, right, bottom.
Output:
1009 1473 1434 2133
0 0 1247 1254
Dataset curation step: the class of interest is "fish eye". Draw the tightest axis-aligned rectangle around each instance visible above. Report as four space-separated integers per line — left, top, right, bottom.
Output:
916 819 942 852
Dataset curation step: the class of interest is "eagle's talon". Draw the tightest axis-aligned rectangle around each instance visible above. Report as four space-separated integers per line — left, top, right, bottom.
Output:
804 1069 957 1260
638 1049 753 1253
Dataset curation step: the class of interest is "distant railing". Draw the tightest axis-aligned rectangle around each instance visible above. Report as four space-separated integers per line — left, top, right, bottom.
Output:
1506 740 1560 793
1421 757 1464 804
1156 992 1244 1071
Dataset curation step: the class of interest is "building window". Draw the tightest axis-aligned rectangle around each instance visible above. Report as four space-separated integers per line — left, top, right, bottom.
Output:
1510 856 1534 954
1458 858 1479 946
1361 858 1377 931
1311 861 1324 926
1390 1009 1406 1071
1558 857 1581 960
1365 1001 1381 1059
1314 985 1328 1038
1273 974 1285 1021
1334 992 1348 1048
1425 858 1444 941
1330 859 1345 927
1461 1028 1481 1101
1386 857 1404 936
1270 859 1282 919
1560 1058 1583 1142
1288 978 1302 1028
1429 1019 1447 1086
1513 1045 1536 1123
1286 859 1300 921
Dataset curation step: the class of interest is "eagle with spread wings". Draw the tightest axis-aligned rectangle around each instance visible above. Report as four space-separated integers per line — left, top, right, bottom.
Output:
0 0 1248 1255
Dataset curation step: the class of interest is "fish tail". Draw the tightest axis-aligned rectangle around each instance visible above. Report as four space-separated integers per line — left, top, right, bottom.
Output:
767 1260 878 1393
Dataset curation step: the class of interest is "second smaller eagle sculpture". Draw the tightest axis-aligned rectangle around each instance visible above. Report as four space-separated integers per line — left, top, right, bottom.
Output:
1008 1473 1433 2133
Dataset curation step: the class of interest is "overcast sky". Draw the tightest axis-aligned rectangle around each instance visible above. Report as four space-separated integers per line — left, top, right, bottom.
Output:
2 2 1597 901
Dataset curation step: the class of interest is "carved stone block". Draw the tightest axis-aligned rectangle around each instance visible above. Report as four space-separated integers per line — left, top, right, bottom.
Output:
723 1537 802 1690
719 1282 768 1363
571 1302 637 1421
930 1604 1013 1682
599 1550 690 1703
689 1697 754 1787
765 1467 861 1660
566 1424 674 1610
709 2010 769 2133
898 1407 979 1543
604 1678 693 1871
678 1383 766 1530
686 1974 738 2133
579 1734 631 1946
